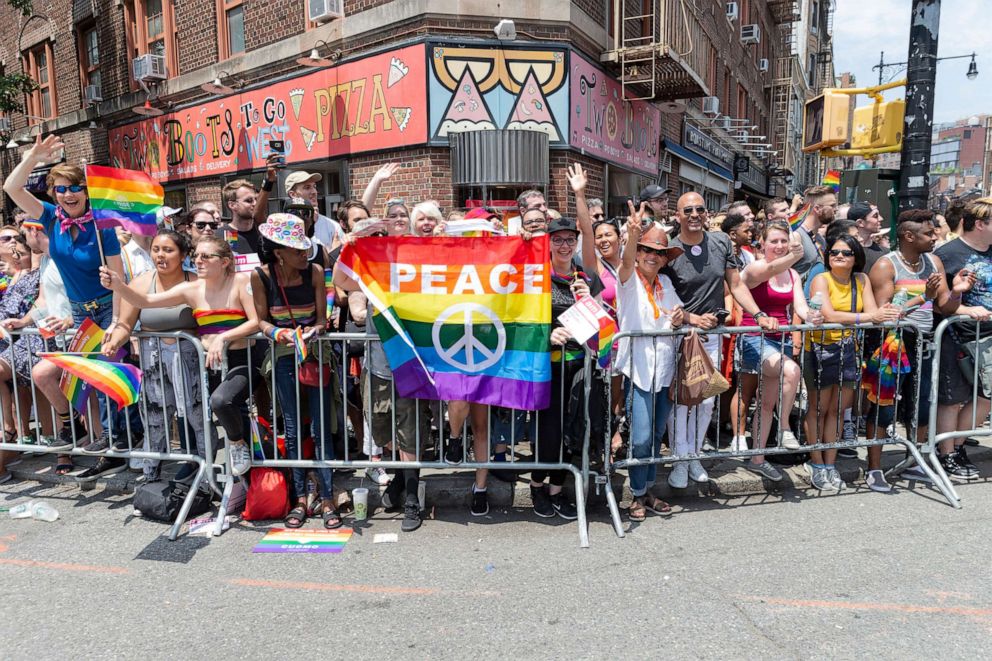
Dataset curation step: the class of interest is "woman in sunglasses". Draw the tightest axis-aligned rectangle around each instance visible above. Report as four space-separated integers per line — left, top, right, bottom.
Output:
804 234 899 491
2 135 127 466
101 237 260 476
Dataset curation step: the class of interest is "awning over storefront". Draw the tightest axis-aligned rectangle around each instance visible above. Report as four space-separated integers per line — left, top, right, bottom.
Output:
25 165 53 193
449 130 549 187
662 139 732 181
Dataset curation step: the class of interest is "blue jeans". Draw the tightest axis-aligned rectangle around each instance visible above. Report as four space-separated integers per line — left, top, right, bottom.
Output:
273 355 335 499
627 385 672 497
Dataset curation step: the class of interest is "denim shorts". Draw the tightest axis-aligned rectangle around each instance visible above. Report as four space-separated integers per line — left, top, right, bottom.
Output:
736 334 793 374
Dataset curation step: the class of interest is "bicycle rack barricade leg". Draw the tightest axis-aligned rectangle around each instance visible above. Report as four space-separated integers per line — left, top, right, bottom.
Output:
168 459 209 541
571 466 590 549
602 473 625 538
213 474 238 537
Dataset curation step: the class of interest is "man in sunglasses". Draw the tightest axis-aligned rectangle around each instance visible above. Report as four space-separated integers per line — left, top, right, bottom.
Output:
221 179 261 254
660 191 778 488
639 184 671 227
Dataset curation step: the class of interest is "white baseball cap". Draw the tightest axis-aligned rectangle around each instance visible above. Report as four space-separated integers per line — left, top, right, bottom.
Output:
285 171 323 191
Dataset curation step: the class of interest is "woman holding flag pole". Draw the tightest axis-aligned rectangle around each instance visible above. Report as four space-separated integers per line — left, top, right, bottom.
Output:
3 134 126 473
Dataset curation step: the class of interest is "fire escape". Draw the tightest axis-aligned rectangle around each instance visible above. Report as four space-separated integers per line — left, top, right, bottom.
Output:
769 1 802 180
601 0 709 101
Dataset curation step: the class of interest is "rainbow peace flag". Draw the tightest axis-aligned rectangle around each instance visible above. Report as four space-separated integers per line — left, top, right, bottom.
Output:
59 319 125 413
789 203 811 231
822 169 841 190
337 236 552 410
42 352 141 410
252 528 353 553
86 165 163 236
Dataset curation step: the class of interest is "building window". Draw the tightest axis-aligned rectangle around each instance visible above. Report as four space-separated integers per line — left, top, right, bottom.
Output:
807 54 817 88
126 0 177 82
811 0 820 32
23 42 56 121
78 23 101 103
217 0 245 60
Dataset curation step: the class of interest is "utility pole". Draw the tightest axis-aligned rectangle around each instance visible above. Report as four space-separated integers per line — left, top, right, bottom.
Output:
898 0 940 211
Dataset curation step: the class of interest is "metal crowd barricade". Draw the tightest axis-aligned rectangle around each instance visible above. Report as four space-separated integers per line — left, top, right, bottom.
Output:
895 315 992 504
595 321 954 537
213 332 594 547
0 328 220 541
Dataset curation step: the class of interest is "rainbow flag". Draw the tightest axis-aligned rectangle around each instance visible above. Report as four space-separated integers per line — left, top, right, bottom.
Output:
594 316 616 369
59 319 125 413
226 229 238 250
324 268 335 323
822 169 841 190
85 165 163 237
0 275 8 296
42 353 141 410
789 203 811 231
252 527 353 553
293 326 308 363
337 236 552 410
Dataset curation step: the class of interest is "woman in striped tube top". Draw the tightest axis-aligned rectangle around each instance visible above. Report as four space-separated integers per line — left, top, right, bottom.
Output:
101 236 259 476
250 213 340 529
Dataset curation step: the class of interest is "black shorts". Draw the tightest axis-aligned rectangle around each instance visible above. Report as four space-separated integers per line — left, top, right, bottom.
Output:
936 330 988 406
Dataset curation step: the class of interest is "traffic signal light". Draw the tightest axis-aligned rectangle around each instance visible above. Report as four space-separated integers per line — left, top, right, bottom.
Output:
802 90 850 153
851 99 905 150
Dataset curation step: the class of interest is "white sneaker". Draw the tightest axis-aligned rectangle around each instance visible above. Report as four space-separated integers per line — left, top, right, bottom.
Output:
229 442 251 476
668 462 689 489
688 458 709 483
866 469 892 493
729 436 748 452
780 430 801 450
365 465 390 485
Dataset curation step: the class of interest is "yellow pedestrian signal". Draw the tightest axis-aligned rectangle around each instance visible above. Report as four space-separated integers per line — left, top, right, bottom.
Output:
851 99 905 150
802 91 850 153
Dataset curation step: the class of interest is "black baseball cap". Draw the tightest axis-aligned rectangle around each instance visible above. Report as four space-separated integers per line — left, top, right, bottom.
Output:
547 217 577 234
639 184 672 201
848 202 873 222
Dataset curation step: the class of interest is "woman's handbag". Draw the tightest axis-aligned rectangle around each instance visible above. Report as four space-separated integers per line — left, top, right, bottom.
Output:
672 332 730 407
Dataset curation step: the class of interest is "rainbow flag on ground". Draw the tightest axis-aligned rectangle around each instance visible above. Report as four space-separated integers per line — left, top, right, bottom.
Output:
252 528 353 553
822 169 841 190
42 352 141 410
86 165 163 236
59 319 126 413
337 236 552 410
789 203 811 231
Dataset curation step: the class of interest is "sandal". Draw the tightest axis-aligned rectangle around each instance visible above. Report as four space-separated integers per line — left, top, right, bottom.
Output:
629 497 646 522
55 461 74 476
321 507 343 530
284 506 307 529
643 494 672 516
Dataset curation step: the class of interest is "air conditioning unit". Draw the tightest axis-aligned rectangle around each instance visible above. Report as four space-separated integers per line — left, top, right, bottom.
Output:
741 24 761 45
132 54 167 82
758 58 769 72
84 85 103 103
702 96 720 115
726 1 738 21
0 116 10 132
308 0 343 23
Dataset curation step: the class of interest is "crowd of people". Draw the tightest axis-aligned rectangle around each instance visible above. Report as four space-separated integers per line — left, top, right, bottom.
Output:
0 133 990 532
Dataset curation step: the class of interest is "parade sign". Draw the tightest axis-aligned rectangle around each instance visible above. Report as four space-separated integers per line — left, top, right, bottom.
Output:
337 236 552 410
569 53 660 176
109 44 428 181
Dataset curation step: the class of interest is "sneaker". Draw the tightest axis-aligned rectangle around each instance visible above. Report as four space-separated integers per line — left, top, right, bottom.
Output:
75 457 126 482
827 467 846 490
668 462 689 489
530 484 554 518
470 488 489 516
135 472 161 485
940 453 977 483
838 447 859 459
228 442 251 476
780 431 801 450
47 424 87 451
112 435 139 452
550 492 578 520
900 464 933 483
80 432 111 455
729 436 748 453
747 460 783 482
808 465 836 491
842 420 857 442
688 458 709 483
381 475 404 512
401 499 422 532
954 447 979 477
701 439 716 452
866 469 892 493
444 436 464 465
365 465 390 485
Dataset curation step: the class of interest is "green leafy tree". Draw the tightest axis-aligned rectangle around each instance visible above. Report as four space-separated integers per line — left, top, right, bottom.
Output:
0 0 39 115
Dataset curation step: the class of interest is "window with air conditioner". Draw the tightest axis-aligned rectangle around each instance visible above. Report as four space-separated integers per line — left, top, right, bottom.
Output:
78 23 101 108
308 0 344 24
126 0 175 84
740 24 761 45
726 2 738 22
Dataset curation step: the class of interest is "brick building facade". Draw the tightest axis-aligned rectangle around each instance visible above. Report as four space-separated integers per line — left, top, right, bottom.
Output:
0 1 831 223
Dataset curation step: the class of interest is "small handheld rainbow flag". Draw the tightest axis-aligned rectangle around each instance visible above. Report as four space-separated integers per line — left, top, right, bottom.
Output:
0 275 9 296
593 316 617 369
822 169 841 191
293 327 308 363
59 319 126 413
42 352 142 410
324 268 335 324
226 229 238 250
789 203 811 231
86 165 163 237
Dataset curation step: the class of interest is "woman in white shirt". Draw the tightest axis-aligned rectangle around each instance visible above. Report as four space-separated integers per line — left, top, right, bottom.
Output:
615 202 685 521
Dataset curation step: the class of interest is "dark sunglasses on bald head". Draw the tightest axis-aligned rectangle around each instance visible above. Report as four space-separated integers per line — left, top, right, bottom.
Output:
682 205 706 215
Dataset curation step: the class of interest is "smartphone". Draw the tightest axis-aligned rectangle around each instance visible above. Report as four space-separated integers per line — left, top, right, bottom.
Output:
269 140 286 168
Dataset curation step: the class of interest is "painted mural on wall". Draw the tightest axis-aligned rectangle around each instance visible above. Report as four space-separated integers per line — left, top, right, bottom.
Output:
569 53 660 176
428 45 568 146
108 44 428 182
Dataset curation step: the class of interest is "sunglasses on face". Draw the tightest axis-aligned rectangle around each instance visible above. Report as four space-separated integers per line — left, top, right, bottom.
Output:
591 212 605 220
682 206 706 215
638 245 668 257
193 252 222 261
828 249 855 257
194 221 219 230
54 184 86 194
550 236 577 247
0 235 16 243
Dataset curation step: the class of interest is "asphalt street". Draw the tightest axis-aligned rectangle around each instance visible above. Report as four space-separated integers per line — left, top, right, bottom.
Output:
1 474 991 659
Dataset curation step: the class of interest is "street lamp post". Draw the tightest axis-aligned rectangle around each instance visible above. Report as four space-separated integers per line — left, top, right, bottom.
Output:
873 50 979 86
